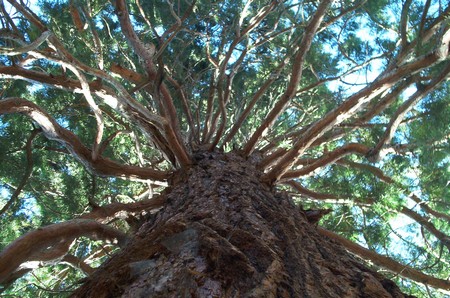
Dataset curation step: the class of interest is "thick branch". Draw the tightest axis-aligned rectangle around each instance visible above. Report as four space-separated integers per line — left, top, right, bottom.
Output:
0 219 128 285
0 30 51 55
409 194 450 224
286 180 373 206
80 195 166 224
0 98 169 181
318 228 450 291
265 42 450 183
281 143 370 180
369 62 450 161
400 207 450 252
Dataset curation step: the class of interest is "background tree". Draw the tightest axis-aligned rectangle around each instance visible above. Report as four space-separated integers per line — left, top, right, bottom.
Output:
0 0 449 296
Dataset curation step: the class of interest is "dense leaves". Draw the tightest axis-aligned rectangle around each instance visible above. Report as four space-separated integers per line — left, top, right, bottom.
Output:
0 0 449 296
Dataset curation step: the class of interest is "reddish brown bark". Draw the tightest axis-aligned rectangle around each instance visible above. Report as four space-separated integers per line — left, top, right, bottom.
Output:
0 219 128 285
71 151 412 297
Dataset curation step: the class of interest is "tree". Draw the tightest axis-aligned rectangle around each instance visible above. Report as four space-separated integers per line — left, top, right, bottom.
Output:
0 0 449 296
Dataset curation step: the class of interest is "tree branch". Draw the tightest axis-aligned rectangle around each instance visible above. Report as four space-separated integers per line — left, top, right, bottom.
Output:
400 207 450 252
409 194 450 224
265 37 450 183
281 143 370 180
318 227 450 292
0 129 39 216
0 219 128 285
286 180 373 206
368 62 450 162
114 0 191 167
0 98 169 181
80 195 166 224
243 0 333 155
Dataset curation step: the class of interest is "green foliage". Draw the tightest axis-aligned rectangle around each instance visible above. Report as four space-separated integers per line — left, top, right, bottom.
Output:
1 0 449 296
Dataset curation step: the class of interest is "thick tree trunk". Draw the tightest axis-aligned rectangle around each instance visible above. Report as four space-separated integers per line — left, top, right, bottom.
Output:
72 151 411 297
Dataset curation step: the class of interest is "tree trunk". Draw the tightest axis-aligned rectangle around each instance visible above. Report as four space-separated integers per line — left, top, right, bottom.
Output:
72 151 411 298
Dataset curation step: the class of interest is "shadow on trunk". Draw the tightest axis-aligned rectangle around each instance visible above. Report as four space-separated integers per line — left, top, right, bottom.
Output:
72 151 412 298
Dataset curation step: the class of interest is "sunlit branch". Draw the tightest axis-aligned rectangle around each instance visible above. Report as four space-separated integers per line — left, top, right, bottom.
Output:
369 63 450 162
28 49 105 161
265 36 450 183
6 0 183 167
286 180 372 206
0 30 51 55
391 4 450 69
409 194 450 224
399 0 412 50
0 219 128 285
209 1 280 146
0 129 39 216
281 143 370 180
80 195 166 224
0 64 178 165
318 228 450 292
0 98 170 181
400 207 450 252
243 0 333 156
308 79 414 149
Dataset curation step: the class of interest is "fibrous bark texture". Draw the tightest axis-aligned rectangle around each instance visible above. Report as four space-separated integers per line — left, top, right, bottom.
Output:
72 151 411 297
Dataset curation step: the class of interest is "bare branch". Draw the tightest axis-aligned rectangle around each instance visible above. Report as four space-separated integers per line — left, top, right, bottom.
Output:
336 159 394 184
222 60 287 146
80 195 166 224
286 180 372 206
400 207 450 252
0 65 178 165
0 98 170 181
0 30 51 55
114 0 191 167
265 40 450 183
243 0 333 155
281 143 370 180
409 194 450 224
0 219 128 285
318 228 450 292
368 62 450 162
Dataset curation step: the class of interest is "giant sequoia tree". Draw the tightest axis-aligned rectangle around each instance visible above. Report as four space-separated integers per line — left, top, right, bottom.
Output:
0 0 449 296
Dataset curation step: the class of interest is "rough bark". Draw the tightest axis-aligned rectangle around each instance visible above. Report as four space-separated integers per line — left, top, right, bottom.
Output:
72 151 412 297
